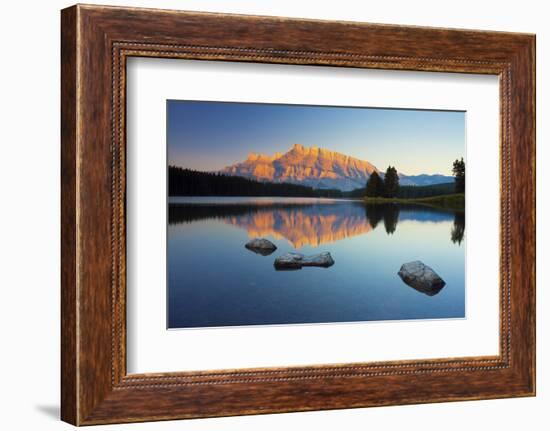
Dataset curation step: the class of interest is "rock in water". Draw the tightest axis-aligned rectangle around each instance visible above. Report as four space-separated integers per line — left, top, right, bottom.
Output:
397 261 446 296
274 252 334 270
245 238 277 256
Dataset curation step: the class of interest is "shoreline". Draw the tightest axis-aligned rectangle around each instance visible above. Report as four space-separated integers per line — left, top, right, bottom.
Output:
363 193 465 210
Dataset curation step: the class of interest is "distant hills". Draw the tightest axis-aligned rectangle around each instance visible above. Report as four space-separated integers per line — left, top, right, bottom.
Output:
399 173 455 186
221 144 453 191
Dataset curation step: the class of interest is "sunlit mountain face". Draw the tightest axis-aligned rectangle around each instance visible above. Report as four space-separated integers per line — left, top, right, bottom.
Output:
222 144 379 191
221 144 453 191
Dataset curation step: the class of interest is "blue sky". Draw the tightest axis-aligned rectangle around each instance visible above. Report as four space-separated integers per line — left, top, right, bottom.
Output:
167 100 465 176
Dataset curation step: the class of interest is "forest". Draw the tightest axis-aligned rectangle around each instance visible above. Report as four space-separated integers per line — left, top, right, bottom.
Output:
169 158 465 201
168 167 344 197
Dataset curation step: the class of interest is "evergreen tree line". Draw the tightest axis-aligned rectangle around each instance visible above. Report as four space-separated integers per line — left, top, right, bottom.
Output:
397 182 455 198
365 166 399 198
452 158 465 193
365 159 465 198
168 167 344 198
347 182 454 199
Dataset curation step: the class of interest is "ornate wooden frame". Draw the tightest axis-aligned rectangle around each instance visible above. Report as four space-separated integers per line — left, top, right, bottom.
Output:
61 4 536 425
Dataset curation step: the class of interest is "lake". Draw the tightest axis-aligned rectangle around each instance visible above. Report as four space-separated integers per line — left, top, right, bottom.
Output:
168 197 465 329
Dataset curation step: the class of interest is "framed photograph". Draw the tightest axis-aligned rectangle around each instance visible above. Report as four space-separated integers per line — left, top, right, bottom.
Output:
61 4 535 425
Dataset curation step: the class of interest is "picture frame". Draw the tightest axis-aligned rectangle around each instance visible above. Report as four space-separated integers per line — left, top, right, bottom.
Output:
61 4 535 425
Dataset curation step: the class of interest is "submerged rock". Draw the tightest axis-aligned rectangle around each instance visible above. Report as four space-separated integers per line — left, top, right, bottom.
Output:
274 252 334 270
245 238 277 256
397 261 446 296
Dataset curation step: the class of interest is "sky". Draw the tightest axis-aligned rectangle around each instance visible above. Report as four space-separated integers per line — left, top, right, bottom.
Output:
167 100 465 176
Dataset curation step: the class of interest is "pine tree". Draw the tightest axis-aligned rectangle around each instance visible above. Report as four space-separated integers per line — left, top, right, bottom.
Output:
365 171 384 197
452 158 465 193
383 166 399 198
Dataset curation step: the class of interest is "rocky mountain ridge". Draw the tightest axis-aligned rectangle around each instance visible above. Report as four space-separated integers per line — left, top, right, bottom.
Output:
221 144 453 191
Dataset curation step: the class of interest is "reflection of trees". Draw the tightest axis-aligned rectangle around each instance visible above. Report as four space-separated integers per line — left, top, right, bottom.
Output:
364 204 400 235
451 212 465 245
365 204 384 229
383 205 400 235
170 203 272 224
171 201 462 245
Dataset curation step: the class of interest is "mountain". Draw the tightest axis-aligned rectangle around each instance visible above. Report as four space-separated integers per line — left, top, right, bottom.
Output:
221 144 453 191
399 173 454 186
222 144 379 191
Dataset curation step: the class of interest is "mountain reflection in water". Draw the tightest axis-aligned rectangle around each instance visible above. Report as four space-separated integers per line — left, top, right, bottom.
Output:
167 197 466 328
168 199 465 248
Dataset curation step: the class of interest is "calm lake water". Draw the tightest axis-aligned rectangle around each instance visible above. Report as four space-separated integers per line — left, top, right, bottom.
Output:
168 197 465 329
